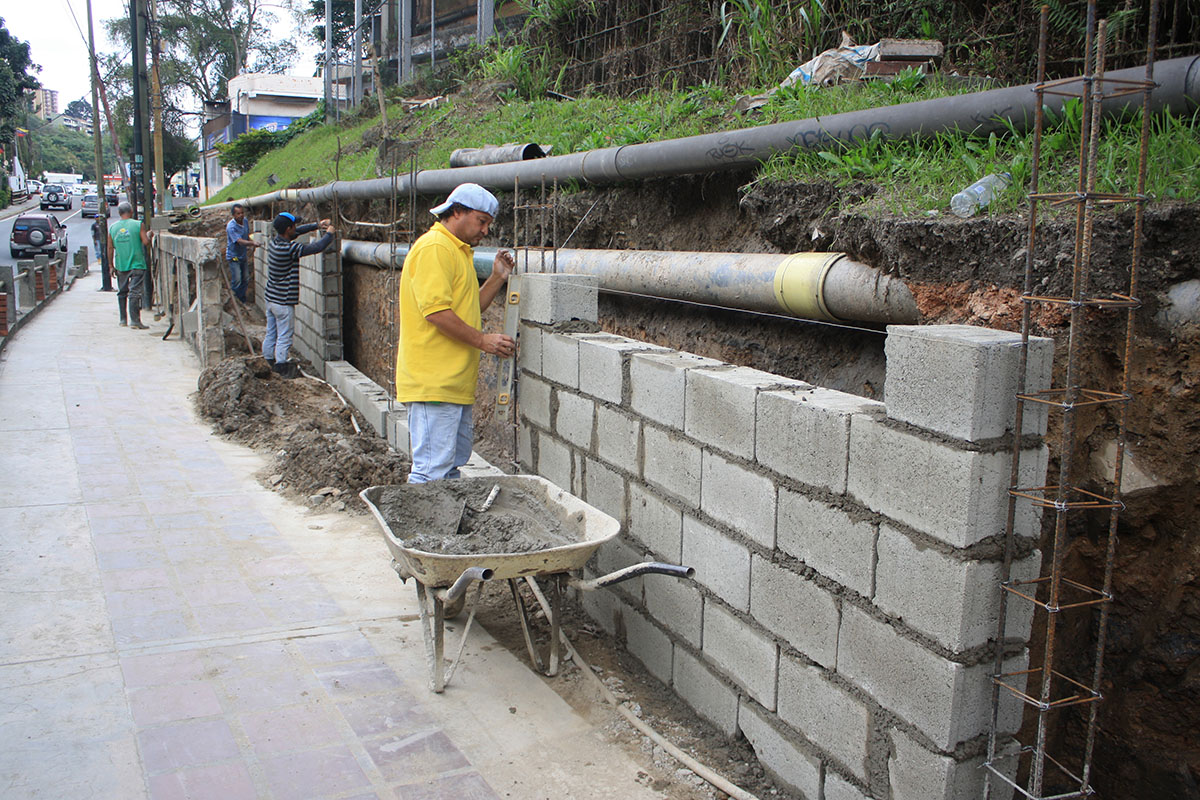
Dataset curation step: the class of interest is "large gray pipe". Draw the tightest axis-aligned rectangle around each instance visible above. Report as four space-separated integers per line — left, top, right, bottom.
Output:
339 239 918 324
212 57 1198 211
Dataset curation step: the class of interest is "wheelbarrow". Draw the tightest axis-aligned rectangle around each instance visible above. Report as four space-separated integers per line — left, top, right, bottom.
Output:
360 476 694 692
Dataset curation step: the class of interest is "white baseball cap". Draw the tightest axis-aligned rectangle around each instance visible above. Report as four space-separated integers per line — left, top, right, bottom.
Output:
430 183 499 218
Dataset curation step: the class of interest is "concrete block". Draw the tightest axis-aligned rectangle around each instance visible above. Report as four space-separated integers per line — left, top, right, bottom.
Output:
683 516 750 612
519 376 552 430
584 458 627 526
643 426 702 507
702 602 778 709
624 609 673 685
580 582 624 636
889 727 991 800
577 334 669 405
630 351 723 428
838 605 1024 749
825 773 871 800
737 703 822 800
757 388 882 494
686 366 794 459
644 572 702 647
874 525 1042 653
777 490 876 598
701 451 776 549
595 405 640 472
884 324 1054 442
517 323 542 375
520 272 598 324
555 392 594 449
572 450 586 498
542 333 580 388
750 555 839 669
537 434 573 491
628 484 683 562
673 647 739 737
778 656 870 781
847 415 1048 548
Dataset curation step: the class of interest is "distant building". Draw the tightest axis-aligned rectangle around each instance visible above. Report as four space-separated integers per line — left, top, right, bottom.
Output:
200 73 339 200
31 88 59 120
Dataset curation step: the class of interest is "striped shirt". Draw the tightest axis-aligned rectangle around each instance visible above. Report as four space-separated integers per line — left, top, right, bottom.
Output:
264 236 304 305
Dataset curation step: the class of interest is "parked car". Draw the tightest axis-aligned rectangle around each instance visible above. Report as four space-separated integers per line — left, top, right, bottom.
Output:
82 194 108 218
40 184 72 211
9 212 69 259
28 180 43 195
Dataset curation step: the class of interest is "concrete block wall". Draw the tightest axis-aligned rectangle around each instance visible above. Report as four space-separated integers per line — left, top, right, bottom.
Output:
515 275 1052 800
155 233 224 368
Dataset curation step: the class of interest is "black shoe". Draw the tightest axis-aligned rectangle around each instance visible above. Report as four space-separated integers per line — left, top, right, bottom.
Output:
272 360 299 379
130 322 149 330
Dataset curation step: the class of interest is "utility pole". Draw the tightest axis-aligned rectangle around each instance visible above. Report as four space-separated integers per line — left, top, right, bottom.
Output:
354 0 363 107
136 0 154 225
87 0 113 289
324 0 333 122
129 0 146 217
149 0 167 212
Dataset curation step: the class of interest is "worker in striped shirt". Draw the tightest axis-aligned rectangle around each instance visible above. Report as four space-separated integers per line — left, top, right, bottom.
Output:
263 212 336 378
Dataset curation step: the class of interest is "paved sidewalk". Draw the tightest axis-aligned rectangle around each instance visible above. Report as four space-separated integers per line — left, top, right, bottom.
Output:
0 269 664 799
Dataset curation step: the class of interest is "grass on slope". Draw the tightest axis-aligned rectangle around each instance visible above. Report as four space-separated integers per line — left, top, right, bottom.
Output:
210 76 1200 216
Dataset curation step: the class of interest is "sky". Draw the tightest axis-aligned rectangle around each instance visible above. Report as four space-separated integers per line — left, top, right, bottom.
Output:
4 0 321 119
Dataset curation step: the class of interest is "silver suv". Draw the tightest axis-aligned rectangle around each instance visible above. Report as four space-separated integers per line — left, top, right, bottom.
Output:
82 194 107 218
40 184 73 211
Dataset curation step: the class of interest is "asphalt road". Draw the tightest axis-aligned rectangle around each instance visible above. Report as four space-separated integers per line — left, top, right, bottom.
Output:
1 196 112 271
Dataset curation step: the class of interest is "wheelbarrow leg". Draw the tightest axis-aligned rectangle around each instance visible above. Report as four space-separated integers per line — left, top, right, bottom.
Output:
415 582 446 693
509 578 544 672
547 574 562 677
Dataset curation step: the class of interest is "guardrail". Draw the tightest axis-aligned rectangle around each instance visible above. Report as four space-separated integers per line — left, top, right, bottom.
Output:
0 248 89 351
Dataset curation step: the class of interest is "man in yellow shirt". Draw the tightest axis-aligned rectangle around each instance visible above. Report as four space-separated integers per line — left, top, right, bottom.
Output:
397 183 516 483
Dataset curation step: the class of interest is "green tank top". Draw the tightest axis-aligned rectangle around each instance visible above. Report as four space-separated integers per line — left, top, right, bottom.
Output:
109 218 147 272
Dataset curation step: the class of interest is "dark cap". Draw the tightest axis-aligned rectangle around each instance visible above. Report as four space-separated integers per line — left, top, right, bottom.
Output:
273 211 300 235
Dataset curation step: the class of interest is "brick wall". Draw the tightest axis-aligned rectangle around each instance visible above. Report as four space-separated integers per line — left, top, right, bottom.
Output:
516 275 1053 800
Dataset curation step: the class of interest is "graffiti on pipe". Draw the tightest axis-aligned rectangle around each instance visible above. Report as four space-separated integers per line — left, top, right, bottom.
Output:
707 138 756 161
785 121 893 150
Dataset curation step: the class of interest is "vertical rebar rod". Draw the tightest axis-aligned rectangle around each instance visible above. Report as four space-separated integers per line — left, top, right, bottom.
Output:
1080 0 1159 788
1030 3 1099 793
985 8 1051 798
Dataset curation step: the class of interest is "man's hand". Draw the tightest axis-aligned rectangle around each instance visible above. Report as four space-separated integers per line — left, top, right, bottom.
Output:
480 333 516 358
492 250 515 281
324 225 337 236
318 218 332 232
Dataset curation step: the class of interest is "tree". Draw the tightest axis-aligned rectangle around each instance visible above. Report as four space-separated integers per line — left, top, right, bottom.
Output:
0 18 40 147
105 0 298 106
66 97 93 120
306 0 355 67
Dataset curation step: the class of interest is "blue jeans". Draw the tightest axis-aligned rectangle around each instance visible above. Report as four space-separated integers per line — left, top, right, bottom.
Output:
228 257 247 302
406 402 473 484
262 302 295 363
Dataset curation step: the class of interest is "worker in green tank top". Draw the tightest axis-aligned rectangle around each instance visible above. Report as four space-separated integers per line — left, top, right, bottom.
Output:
108 201 152 329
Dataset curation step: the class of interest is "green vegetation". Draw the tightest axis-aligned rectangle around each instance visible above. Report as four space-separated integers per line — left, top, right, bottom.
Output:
210 71 1200 215
216 108 324 173
14 115 120 182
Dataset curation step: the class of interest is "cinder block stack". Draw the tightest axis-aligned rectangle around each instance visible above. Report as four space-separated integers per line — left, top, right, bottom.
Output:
516 274 1053 800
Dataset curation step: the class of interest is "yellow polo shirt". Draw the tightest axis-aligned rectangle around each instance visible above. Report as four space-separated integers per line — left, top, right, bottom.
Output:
396 222 482 404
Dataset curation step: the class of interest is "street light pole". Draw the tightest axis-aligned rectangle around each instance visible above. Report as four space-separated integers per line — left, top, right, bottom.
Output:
324 0 333 122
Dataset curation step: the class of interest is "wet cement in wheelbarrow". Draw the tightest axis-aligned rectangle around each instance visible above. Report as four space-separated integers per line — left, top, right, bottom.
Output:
374 482 576 555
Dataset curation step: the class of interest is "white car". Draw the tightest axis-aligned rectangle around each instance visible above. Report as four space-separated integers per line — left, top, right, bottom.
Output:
70 184 88 196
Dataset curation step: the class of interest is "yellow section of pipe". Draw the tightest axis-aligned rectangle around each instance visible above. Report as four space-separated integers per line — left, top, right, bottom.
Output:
772 252 844 322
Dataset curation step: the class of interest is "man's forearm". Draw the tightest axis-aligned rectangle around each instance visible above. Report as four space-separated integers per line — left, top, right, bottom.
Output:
426 309 483 349
479 273 507 312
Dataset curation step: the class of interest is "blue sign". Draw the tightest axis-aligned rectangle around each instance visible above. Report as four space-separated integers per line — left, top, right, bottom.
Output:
248 115 299 133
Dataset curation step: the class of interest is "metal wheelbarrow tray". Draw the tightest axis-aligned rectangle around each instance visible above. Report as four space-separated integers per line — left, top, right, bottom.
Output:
361 476 693 692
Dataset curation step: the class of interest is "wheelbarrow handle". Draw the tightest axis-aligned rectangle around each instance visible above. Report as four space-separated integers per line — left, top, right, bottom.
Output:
443 566 495 602
571 562 695 592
